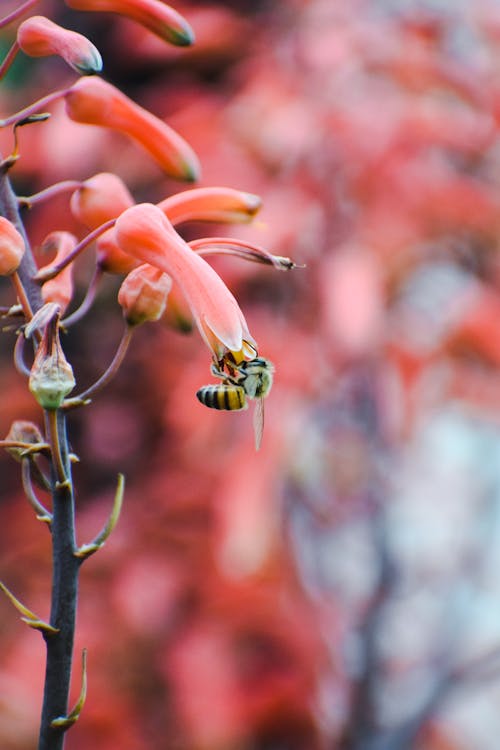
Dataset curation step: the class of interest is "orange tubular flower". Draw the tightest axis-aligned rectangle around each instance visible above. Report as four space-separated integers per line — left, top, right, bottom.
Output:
17 16 102 75
158 187 262 225
64 0 194 47
0 217 25 276
64 78 200 182
114 203 257 360
118 264 172 326
39 232 77 314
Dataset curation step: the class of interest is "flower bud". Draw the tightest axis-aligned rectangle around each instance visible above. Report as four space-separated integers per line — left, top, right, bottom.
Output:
17 16 102 74
4 421 44 461
118 263 172 326
0 217 25 276
29 312 76 410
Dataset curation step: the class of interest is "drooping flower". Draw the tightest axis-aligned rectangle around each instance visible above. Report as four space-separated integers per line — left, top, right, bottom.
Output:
64 78 200 181
17 16 102 75
114 203 257 360
39 232 77 313
118 264 172 326
0 216 25 276
64 0 194 47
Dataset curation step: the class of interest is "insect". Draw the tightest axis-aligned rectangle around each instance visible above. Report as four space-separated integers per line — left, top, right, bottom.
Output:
196 356 275 449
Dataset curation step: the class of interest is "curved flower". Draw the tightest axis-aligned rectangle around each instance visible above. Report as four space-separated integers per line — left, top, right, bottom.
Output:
64 0 194 47
17 16 102 75
64 78 200 181
114 203 256 360
39 232 77 313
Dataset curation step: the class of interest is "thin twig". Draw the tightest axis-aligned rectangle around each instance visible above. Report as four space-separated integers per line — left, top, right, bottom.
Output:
0 41 20 82
64 325 133 406
0 0 40 29
18 180 83 209
62 266 102 328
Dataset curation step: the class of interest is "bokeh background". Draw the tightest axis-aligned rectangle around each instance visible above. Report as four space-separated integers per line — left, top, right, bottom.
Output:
2 0 500 748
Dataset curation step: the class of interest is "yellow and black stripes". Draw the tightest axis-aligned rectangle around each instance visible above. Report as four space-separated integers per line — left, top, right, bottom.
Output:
196 384 247 411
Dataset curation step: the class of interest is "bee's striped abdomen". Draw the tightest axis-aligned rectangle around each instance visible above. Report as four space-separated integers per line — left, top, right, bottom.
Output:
196 384 247 411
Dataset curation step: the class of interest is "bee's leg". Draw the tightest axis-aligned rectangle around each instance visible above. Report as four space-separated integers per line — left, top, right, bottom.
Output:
210 362 227 380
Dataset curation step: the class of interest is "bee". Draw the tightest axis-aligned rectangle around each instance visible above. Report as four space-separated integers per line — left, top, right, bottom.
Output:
196 357 274 449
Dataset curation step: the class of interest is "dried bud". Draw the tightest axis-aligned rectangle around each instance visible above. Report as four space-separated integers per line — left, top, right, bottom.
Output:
29 311 76 410
118 264 172 326
17 15 102 74
0 217 25 276
4 420 44 461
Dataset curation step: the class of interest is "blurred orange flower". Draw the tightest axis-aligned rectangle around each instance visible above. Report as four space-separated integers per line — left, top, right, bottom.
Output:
64 78 200 181
64 0 194 46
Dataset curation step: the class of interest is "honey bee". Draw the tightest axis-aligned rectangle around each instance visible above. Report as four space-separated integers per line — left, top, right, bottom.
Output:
196 357 274 449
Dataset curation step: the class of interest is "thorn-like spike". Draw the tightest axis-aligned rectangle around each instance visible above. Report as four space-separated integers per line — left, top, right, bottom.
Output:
75 474 125 559
0 581 58 634
51 649 88 728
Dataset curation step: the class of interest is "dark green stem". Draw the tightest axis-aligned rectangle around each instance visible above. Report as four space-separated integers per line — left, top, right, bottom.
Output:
38 411 79 750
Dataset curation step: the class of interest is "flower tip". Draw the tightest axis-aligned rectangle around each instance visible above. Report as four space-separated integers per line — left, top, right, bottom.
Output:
166 20 195 46
182 158 201 183
242 192 262 216
74 47 103 75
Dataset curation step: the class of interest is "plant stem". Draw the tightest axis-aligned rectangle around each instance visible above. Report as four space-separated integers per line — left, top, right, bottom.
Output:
38 412 79 750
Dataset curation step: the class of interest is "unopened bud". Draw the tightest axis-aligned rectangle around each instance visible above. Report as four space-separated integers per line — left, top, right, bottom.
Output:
0 217 25 276
17 15 102 74
29 312 75 409
4 420 44 461
118 264 172 326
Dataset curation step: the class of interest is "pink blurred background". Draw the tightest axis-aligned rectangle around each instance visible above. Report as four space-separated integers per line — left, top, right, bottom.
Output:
2 1 500 748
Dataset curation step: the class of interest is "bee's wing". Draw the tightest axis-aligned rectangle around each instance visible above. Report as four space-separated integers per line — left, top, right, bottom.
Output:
253 397 265 450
